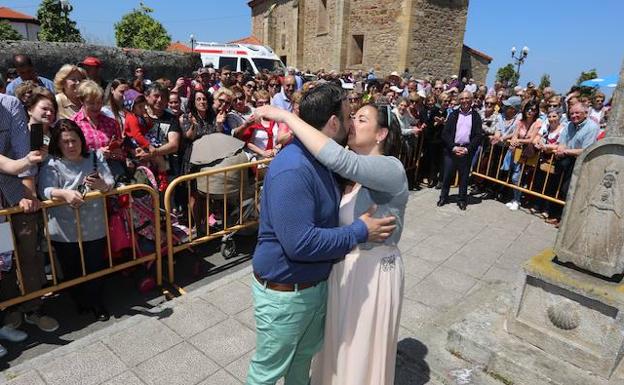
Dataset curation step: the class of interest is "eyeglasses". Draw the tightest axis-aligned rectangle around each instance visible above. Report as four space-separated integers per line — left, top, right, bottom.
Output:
244 84 256 89
218 98 229 104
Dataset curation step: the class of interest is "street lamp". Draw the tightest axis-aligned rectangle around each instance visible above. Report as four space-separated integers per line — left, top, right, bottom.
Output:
190 34 196 53
59 0 74 33
511 45 529 85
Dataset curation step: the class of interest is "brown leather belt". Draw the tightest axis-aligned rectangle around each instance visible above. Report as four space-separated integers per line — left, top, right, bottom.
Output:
254 272 319 292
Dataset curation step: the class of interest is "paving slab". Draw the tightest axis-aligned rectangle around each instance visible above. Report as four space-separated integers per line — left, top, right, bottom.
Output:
189 318 256 366
102 318 182 367
101 371 145 385
38 342 126 385
160 298 228 339
134 342 219 385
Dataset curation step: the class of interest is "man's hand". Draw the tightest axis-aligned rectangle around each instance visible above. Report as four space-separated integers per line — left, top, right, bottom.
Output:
359 205 396 242
19 198 40 213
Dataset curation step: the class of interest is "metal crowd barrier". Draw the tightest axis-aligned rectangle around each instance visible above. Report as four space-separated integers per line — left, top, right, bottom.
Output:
0 184 162 310
163 158 270 284
471 141 566 205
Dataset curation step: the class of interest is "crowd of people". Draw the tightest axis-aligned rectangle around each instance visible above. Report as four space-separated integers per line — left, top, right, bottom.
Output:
0 51 614 377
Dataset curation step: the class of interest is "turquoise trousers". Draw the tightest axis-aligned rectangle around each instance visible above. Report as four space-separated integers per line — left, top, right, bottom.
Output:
246 275 327 385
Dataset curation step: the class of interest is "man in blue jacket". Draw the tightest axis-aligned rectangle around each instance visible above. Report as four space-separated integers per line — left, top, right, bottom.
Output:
246 84 395 385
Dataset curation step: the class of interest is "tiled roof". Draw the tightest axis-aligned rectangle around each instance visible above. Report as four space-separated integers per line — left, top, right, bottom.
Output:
463 45 493 62
228 36 262 45
166 41 192 53
0 7 39 23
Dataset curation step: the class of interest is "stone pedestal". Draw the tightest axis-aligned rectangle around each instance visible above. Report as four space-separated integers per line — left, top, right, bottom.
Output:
447 250 624 385
508 250 624 379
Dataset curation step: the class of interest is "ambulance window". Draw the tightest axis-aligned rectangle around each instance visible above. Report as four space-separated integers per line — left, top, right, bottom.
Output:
219 57 237 70
241 58 254 74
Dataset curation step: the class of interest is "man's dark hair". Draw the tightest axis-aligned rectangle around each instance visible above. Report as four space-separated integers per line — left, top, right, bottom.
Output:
221 65 232 72
145 82 170 99
299 83 345 130
13 54 33 68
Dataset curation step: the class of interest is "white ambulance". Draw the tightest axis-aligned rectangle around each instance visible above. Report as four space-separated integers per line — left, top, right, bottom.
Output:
194 42 285 74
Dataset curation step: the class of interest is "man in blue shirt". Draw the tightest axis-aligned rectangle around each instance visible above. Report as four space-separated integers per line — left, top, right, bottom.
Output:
271 75 296 112
5 55 55 96
246 84 395 385
547 102 600 224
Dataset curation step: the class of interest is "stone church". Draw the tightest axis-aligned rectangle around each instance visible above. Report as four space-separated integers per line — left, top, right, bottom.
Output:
248 0 491 83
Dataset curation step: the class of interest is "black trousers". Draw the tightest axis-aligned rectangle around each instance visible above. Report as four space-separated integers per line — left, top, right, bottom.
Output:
51 238 107 308
440 151 470 203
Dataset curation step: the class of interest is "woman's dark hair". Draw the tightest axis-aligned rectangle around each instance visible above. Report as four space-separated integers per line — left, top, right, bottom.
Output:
372 104 402 157
521 100 540 122
49 119 89 159
187 89 216 122
104 78 128 119
299 83 345 130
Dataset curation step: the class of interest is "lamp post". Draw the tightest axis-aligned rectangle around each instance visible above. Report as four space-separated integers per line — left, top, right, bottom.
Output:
59 0 74 33
511 45 529 86
190 34 196 53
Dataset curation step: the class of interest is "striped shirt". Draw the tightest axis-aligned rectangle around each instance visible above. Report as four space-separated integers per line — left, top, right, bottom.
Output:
0 94 30 206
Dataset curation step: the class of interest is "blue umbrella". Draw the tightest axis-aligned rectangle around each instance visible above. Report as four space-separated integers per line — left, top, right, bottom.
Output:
580 74 618 88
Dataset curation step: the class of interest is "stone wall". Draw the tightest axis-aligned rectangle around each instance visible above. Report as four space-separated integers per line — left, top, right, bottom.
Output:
343 0 405 73
407 0 468 80
460 46 490 85
0 41 202 83
248 0 480 78
301 0 341 71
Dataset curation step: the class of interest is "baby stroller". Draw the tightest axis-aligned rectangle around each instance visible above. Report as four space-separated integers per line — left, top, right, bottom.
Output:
189 133 259 258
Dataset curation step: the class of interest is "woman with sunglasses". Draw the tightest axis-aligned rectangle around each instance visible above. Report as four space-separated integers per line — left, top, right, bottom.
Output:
266 75 281 99
226 86 255 137
507 100 542 211
243 79 257 106
212 87 233 134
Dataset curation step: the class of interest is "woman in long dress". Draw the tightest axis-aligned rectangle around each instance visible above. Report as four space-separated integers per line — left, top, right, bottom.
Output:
255 102 408 385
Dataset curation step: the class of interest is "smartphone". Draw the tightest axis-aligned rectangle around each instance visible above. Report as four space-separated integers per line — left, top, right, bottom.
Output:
30 123 44 151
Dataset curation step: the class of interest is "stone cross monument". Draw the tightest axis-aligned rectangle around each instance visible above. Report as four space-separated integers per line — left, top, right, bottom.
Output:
555 63 624 277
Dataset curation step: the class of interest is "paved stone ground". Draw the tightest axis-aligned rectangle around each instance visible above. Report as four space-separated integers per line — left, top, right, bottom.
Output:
0 187 558 385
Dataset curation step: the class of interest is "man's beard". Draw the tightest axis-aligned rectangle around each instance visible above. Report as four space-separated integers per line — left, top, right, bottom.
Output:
334 119 348 146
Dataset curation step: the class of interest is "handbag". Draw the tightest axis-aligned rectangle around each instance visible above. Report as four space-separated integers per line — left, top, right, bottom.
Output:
108 206 132 253
513 145 539 166
539 160 556 174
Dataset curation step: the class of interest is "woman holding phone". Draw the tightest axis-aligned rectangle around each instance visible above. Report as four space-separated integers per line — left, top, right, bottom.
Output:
38 119 114 321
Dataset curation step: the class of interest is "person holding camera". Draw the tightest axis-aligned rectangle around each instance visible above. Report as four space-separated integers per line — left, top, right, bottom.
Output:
38 119 114 321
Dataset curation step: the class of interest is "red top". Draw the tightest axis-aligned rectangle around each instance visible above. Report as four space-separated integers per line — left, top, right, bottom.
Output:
124 112 151 148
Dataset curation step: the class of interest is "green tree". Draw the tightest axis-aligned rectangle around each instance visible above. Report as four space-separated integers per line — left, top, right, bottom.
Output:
496 64 519 87
37 0 83 42
0 21 24 41
576 69 598 85
114 3 171 51
538 73 551 90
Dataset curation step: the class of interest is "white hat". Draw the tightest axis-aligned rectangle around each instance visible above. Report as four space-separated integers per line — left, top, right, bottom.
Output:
389 71 401 78
451 75 458 79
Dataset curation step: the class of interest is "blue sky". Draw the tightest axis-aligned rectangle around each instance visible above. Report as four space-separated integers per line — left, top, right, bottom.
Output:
7 0 623 93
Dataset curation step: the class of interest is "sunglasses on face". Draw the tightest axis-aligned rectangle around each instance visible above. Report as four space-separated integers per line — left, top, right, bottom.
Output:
244 84 256 89
527 108 537 112
434 87 443 90
484 102 495 106
218 98 229 104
